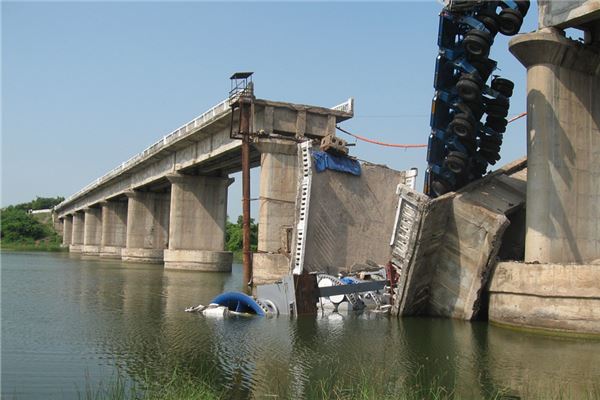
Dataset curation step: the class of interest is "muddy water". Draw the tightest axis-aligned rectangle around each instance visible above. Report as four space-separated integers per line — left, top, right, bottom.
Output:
2 251 599 399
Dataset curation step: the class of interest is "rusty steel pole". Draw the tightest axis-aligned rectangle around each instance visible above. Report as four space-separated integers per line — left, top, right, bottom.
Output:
240 98 253 287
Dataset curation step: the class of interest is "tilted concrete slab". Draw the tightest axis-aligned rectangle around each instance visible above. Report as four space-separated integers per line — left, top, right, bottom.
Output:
289 143 410 277
54 98 353 217
391 159 528 320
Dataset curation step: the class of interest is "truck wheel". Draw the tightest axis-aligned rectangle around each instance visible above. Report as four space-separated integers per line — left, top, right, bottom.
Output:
486 95 509 107
445 151 468 174
476 10 500 36
457 78 481 102
485 121 506 134
499 8 523 36
491 77 514 97
449 114 475 138
486 103 509 118
486 116 508 132
463 30 491 58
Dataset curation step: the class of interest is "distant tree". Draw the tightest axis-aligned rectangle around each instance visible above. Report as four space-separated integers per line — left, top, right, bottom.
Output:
0 207 50 242
30 196 64 210
225 215 258 252
14 196 64 211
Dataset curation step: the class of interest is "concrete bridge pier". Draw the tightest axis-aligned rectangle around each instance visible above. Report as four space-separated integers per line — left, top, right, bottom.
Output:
62 215 73 247
121 190 170 263
510 29 600 264
253 140 299 284
488 19 600 335
69 211 85 253
99 199 128 259
82 206 102 255
164 173 233 271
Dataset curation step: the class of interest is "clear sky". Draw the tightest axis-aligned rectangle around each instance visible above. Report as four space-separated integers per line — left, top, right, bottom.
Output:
1 1 537 217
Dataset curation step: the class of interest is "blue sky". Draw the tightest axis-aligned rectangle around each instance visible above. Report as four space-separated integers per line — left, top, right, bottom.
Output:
1 1 537 217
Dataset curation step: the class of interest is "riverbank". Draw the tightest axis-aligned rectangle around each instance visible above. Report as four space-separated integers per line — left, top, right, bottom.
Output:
1 237 65 252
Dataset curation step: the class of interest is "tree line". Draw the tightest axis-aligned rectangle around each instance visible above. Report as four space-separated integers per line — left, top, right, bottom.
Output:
1 196 257 253
1 196 64 247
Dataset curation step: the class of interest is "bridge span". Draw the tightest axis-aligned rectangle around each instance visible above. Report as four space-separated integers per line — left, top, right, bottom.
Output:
55 96 353 281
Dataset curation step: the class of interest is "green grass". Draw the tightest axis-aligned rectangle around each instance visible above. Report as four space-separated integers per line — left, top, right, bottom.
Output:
1 237 66 252
80 368 225 400
81 366 600 400
80 367 495 400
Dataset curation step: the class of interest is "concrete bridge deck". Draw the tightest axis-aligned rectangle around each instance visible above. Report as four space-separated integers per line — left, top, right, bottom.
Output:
55 96 353 274
55 97 353 217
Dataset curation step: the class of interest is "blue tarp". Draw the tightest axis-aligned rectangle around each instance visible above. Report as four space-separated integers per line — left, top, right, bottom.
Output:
312 151 361 176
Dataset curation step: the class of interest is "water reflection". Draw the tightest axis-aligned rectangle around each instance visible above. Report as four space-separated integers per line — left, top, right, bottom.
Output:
2 252 599 399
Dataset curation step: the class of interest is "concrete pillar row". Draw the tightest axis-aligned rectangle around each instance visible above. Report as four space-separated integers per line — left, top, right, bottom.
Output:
252 139 299 284
62 215 73 247
510 28 600 264
99 199 128 259
164 173 234 271
70 211 85 253
82 206 102 255
121 190 170 263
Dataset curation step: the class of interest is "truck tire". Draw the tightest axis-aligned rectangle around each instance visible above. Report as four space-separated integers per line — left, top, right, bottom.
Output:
445 151 468 174
449 113 475 138
491 77 514 97
463 30 491 58
486 103 509 118
476 9 500 36
499 8 523 36
457 77 481 102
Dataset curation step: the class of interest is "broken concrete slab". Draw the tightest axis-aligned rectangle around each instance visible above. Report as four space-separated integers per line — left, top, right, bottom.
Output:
291 142 410 277
391 158 528 320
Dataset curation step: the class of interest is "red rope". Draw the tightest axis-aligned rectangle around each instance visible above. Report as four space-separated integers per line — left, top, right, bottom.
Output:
507 111 527 123
336 126 427 149
336 111 527 149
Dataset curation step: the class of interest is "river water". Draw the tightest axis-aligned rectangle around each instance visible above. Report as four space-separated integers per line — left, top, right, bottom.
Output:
1 252 599 399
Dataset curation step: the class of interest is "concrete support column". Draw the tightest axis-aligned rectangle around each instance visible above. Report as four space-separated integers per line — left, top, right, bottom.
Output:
62 215 73 247
509 29 600 264
164 173 233 271
252 139 299 284
70 211 85 253
100 199 128 258
82 206 102 255
121 190 170 263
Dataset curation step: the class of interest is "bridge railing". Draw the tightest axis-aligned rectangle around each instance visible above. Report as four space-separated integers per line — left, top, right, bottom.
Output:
331 98 354 114
57 98 232 209
56 97 353 212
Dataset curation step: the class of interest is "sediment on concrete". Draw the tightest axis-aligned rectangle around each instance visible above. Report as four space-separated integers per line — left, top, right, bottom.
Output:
121 248 165 263
69 244 83 253
99 246 123 259
489 261 600 335
164 249 232 272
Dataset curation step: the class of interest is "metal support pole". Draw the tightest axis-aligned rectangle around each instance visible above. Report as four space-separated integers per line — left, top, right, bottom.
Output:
240 99 253 287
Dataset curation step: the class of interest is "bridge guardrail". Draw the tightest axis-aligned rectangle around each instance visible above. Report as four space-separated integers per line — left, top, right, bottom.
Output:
56 97 353 212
